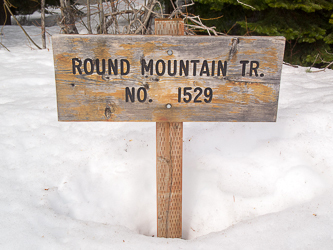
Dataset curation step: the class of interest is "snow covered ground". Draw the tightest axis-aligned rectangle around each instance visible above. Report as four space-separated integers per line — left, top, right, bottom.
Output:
1 24 333 249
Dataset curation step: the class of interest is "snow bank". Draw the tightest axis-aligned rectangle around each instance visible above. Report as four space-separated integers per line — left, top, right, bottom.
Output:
1 24 333 249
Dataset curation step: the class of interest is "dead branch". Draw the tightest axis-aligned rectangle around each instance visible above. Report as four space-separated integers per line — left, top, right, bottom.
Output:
4 0 42 49
122 0 142 34
308 52 333 72
110 0 119 34
237 0 256 10
283 62 298 68
104 9 144 17
166 0 226 36
170 0 195 18
167 0 224 36
59 0 78 34
68 0 223 37
87 0 92 34
98 0 105 34
0 41 10 51
135 0 157 34
141 3 163 19
41 0 46 49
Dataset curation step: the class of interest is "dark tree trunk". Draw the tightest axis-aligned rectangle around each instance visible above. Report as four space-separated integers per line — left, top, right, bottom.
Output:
0 0 11 25
41 0 46 49
164 0 173 15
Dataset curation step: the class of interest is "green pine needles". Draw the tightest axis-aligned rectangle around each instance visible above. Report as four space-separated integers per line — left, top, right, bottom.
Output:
194 0 333 68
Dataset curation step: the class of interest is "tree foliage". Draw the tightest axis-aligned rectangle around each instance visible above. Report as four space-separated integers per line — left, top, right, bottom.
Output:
1 0 11 25
194 0 333 68
9 0 60 14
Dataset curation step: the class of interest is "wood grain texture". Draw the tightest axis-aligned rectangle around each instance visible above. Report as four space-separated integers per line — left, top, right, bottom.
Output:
156 19 183 239
156 122 183 238
52 34 285 122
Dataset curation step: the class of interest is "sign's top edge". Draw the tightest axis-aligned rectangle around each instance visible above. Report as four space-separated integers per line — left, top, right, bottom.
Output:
155 18 183 21
51 34 286 41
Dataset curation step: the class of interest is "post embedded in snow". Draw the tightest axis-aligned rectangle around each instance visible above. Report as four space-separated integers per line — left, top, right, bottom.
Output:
155 19 184 239
156 121 183 238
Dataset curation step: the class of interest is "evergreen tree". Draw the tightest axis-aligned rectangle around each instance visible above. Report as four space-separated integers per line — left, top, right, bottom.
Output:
0 0 11 25
194 0 333 68
9 0 60 14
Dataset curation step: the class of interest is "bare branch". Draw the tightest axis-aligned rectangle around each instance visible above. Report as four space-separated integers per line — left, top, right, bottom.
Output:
87 0 92 34
0 41 10 51
98 0 105 34
307 51 333 72
4 0 42 49
104 9 144 17
56 0 223 38
167 0 224 36
41 0 46 49
135 0 157 34
237 0 256 10
58 0 78 34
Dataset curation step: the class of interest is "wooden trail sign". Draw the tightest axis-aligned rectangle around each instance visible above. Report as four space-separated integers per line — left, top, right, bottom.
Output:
52 34 285 122
52 21 285 239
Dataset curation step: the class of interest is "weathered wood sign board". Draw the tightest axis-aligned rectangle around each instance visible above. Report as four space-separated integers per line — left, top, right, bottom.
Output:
52 35 285 122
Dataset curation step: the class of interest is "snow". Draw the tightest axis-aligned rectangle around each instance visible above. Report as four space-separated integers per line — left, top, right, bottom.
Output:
1 23 333 249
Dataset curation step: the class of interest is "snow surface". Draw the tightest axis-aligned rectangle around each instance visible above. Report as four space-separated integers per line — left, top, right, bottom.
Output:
1 24 333 249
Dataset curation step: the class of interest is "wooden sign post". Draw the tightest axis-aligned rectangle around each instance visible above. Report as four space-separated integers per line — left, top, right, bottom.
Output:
52 22 285 239
155 19 184 238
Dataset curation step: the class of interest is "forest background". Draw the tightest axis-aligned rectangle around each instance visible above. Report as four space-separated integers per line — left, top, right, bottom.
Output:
1 0 333 68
